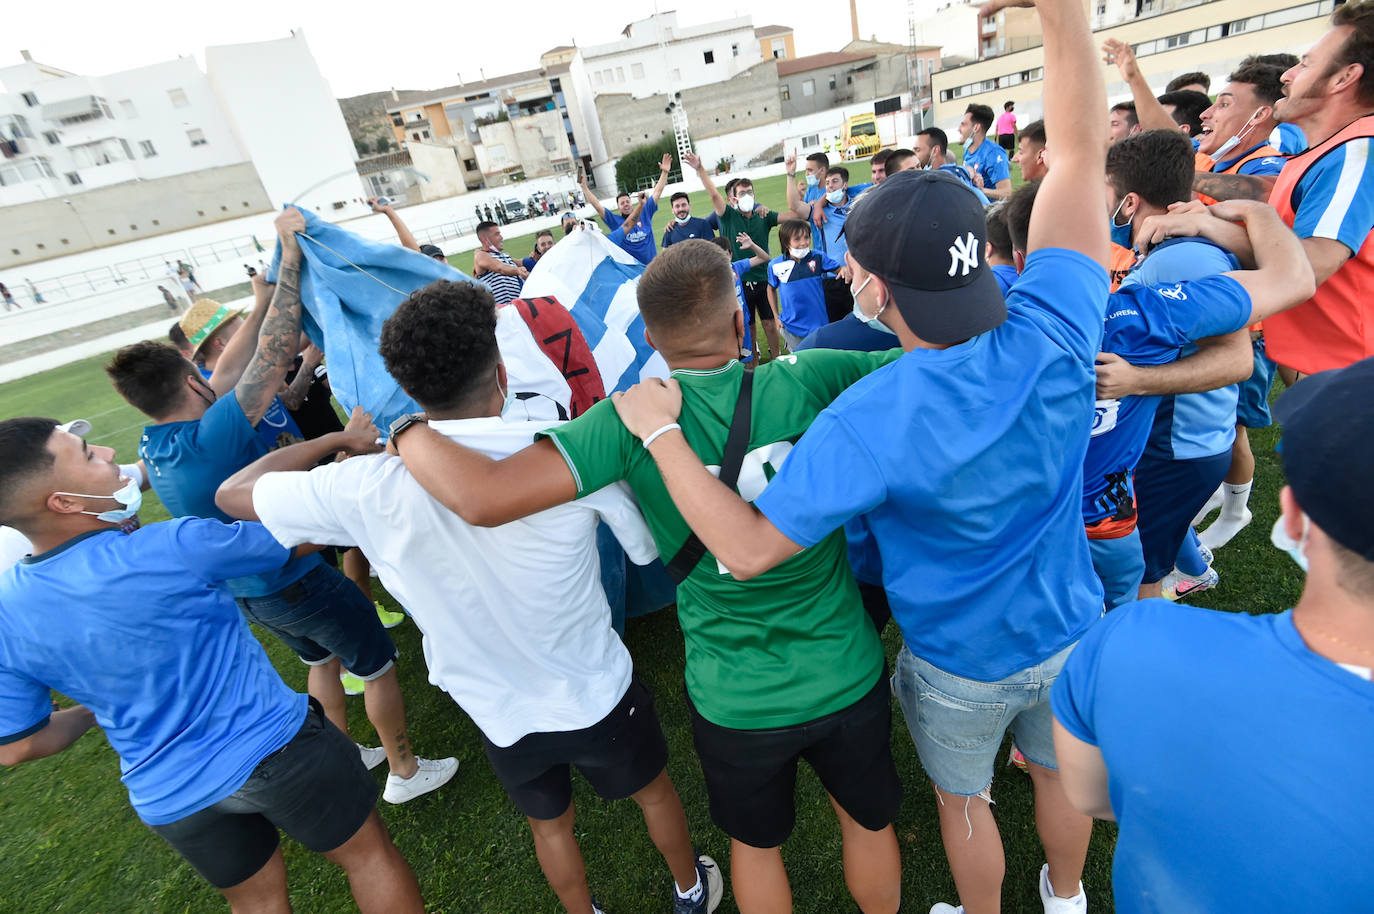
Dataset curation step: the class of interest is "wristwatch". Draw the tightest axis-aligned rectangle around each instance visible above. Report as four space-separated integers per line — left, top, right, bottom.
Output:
388 412 427 443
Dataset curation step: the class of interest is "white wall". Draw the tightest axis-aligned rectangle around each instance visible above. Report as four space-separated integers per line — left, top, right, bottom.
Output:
204 31 369 220
582 12 765 99
914 5 980 61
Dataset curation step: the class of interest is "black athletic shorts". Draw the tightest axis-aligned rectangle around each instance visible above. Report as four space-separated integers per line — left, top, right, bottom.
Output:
742 280 775 322
149 698 378 889
822 276 852 324
998 133 1016 151
686 669 901 848
482 675 669 821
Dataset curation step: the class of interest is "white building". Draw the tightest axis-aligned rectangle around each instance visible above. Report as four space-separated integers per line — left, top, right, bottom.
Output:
580 12 785 100
0 32 367 269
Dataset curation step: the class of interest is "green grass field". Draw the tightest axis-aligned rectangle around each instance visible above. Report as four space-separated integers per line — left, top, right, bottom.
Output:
0 158 1302 912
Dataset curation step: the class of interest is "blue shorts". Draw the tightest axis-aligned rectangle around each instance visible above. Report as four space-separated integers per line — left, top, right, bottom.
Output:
1088 530 1145 610
1134 450 1231 584
1236 335 1277 428
235 564 397 678
892 641 1077 796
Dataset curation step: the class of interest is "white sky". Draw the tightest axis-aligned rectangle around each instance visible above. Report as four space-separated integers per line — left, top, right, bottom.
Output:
8 0 933 99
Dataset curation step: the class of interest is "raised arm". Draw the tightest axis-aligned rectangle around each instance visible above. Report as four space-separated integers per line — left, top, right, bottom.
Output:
1028 0 1109 265
622 193 648 231
735 232 770 267
783 154 813 221
216 406 380 521
369 196 420 252
685 152 726 217
392 426 578 526
0 706 97 767
1102 38 1176 133
276 343 323 412
206 273 273 397
234 208 307 427
650 153 673 202
578 167 610 221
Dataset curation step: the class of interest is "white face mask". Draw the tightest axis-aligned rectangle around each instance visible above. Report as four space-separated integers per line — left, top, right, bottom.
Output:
850 275 897 336
497 375 518 417
736 193 755 213
790 246 811 259
54 476 143 524
1209 107 1267 162
825 188 846 205
673 212 691 224
1270 514 1310 573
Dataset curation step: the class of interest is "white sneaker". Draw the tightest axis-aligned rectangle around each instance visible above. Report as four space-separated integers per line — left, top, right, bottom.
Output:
1161 565 1219 601
929 905 964 914
1039 863 1087 912
382 756 458 804
357 744 387 771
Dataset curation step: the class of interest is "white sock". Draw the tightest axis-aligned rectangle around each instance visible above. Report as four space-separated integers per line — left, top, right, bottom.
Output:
1192 484 1224 526
675 872 702 901
1219 480 1253 520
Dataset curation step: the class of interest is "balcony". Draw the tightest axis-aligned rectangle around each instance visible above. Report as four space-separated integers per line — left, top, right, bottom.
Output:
981 18 999 34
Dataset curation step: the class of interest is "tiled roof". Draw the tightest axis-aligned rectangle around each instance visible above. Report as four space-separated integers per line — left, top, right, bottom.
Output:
776 52 874 77
754 25 793 38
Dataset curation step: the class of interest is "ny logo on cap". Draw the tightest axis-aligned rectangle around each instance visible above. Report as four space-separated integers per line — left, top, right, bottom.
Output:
948 232 979 277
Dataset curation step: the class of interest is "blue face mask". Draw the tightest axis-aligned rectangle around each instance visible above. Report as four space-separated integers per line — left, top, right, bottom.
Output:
1270 515 1310 573
850 275 897 336
1109 194 1134 249
805 173 819 187
54 476 143 524
497 376 518 418
825 188 846 205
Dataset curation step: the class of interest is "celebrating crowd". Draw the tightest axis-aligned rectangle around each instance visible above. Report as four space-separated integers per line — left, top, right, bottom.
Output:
2 0 1373 912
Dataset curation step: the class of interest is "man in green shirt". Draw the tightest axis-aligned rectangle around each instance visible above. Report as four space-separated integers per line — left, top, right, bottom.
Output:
391 239 902 914
683 152 783 361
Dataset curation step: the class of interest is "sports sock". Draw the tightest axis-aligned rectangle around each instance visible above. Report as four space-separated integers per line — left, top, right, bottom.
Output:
675 873 703 902
1200 481 1254 550
1218 480 1253 519
1175 528 1209 577
1191 484 1224 527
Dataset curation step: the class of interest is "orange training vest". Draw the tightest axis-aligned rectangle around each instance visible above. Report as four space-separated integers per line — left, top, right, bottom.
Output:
1265 114 1374 375
1109 242 1136 293
1194 143 1283 205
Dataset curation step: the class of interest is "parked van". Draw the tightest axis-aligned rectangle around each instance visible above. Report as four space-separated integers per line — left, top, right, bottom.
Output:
841 114 883 160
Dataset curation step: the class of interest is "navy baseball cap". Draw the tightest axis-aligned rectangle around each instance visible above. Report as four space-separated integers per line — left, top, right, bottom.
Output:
419 244 445 260
1274 356 1374 560
843 169 1006 344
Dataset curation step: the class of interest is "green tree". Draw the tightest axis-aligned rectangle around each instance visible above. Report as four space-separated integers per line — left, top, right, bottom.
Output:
374 136 392 154
614 134 677 194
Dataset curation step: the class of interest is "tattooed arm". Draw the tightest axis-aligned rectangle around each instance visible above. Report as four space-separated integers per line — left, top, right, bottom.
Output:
235 208 308 427
1192 172 1277 202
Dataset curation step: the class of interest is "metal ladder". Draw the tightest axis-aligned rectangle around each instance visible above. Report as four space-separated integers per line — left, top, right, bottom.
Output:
670 96 693 161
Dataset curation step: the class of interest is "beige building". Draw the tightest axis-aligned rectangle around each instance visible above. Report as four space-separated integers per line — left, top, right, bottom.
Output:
932 0 1332 125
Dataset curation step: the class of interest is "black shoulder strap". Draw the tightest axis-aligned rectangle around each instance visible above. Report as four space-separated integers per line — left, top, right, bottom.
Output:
664 368 754 584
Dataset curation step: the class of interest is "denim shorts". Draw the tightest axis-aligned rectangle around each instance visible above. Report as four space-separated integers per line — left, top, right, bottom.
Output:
893 642 1077 796
1089 530 1145 610
235 564 397 678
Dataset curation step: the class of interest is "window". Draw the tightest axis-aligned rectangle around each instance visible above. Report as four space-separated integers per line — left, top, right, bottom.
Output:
672 68 681 81
550 78 562 91
542 135 557 151
801 79 815 97
43 131 59 144
139 139 157 157
703 50 715 64
594 70 604 86
781 84 791 101
732 43 740 57
803 133 820 147
119 99 137 118
631 63 645 79
615 67 624 82
66 172 82 185
168 88 189 108
1165 33 1190 48
874 96 901 116
829 75 837 90
463 158 477 170
21 91 37 106
412 132 421 141
391 114 404 126
772 39 786 59
187 128 207 146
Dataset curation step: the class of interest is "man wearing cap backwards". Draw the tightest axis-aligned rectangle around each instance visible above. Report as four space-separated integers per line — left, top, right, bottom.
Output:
179 275 305 454
0 416 426 912
607 0 1317 909
106 207 457 808
1050 356 1374 912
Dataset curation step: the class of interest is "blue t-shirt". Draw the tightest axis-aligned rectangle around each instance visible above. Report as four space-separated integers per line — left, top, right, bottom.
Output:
0 520 306 825
1085 277 1252 525
1271 122 1308 156
140 393 323 597
1053 601 1374 912
962 138 1011 188
1212 142 1285 177
602 196 659 264
730 257 754 360
936 164 992 205
755 248 1107 681
662 216 717 248
992 263 1018 295
1123 239 1244 461
522 256 538 270
766 252 845 338
197 366 302 454
814 186 869 261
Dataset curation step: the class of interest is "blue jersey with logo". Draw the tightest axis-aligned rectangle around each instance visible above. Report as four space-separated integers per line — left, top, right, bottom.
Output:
962 137 1011 188
814 187 868 261
1122 239 1244 461
1085 277 1252 525
0 520 306 825
936 164 992 204
603 196 659 264
767 252 845 339
1053 601 1374 912
197 366 302 453
1213 142 1286 177
755 249 1107 681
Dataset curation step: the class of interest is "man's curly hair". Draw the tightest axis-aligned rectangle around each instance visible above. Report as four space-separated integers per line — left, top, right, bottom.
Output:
379 280 499 412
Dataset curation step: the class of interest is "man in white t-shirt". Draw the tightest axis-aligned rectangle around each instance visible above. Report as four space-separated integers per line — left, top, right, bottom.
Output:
215 279 722 914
